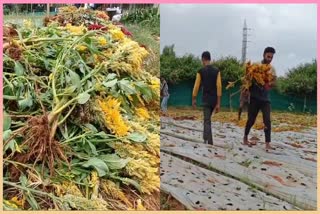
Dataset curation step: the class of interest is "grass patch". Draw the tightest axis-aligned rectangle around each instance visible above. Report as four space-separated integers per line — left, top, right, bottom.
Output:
126 24 160 77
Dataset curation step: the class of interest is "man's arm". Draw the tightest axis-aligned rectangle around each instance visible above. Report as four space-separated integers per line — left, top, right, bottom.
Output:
192 73 201 109
215 71 222 113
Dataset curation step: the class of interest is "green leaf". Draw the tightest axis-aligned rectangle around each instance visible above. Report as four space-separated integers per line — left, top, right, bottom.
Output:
69 70 81 90
3 111 11 131
59 125 69 140
82 157 109 177
118 80 136 95
65 59 72 68
3 130 18 153
111 175 142 192
87 140 98 156
86 80 93 90
135 81 152 101
127 132 147 143
71 169 82 175
26 192 40 210
106 73 117 80
4 139 18 153
103 79 117 88
79 63 86 74
3 129 12 142
14 62 25 76
100 154 130 170
77 92 90 104
95 131 110 139
19 175 28 187
18 93 33 110
84 124 98 133
83 140 91 154
65 85 77 94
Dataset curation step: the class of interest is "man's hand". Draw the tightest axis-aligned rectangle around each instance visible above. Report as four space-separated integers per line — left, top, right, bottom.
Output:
264 83 271 90
192 98 197 110
216 96 221 113
269 80 276 87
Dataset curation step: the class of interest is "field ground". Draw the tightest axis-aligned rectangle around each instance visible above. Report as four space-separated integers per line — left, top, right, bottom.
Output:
160 108 316 210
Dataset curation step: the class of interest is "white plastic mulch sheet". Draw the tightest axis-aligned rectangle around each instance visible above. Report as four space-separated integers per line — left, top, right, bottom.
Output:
160 117 316 210
161 152 297 211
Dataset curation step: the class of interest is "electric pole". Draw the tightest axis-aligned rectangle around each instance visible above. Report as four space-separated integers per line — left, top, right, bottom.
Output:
241 19 251 64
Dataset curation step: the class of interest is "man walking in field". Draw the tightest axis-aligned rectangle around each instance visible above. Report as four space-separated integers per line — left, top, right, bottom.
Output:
161 77 170 116
243 47 277 152
192 51 222 145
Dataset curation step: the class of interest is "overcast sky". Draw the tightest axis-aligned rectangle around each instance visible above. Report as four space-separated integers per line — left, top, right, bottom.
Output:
160 4 317 76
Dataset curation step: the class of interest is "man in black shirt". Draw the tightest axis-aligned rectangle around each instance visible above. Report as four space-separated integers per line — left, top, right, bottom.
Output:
192 51 222 145
243 47 276 152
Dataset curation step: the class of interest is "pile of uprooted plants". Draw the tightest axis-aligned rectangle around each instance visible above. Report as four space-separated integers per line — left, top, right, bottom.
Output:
3 6 160 210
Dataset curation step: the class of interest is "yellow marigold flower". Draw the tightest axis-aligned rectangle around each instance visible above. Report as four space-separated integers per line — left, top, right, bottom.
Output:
3 200 18 209
23 19 33 28
126 159 159 194
128 121 147 133
244 62 273 87
66 23 85 35
97 36 107 46
9 196 25 208
76 45 87 52
54 181 83 197
140 174 160 194
103 49 113 58
146 133 160 156
94 54 103 63
110 29 125 41
135 107 150 120
150 78 160 91
101 180 132 207
125 42 149 72
98 97 129 136
89 171 99 199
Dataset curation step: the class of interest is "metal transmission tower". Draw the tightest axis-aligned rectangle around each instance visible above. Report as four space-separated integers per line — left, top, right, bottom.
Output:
241 20 251 64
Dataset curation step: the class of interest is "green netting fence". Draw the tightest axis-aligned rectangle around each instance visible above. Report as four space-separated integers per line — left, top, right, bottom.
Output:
166 80 317 114
4 12 58 27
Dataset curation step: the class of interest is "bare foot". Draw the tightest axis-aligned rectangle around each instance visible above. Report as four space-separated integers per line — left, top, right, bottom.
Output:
265 142 275 152
250 141 257 146
242 136 252 147
250 136 260 141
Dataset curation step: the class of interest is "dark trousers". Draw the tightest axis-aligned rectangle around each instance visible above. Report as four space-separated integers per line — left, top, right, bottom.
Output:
203 104 214 144
244 98 271 142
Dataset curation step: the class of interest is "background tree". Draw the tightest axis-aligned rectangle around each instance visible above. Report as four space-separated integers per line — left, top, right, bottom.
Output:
214 56 243 84
276 60 316 112
160 45 202 83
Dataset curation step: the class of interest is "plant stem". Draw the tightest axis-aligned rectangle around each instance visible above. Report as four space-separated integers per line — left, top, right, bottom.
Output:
57 104 76 126
51 88 95 119
61 132 92 144
3 180 61 201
